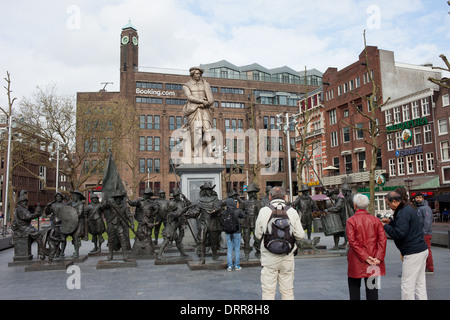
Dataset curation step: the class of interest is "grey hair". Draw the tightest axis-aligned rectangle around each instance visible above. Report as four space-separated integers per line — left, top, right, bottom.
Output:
269 186 285 200
353 193 369 210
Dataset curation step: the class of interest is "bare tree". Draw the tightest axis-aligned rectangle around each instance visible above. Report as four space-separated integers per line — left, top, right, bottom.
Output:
19 85 136 194
293 68 322 190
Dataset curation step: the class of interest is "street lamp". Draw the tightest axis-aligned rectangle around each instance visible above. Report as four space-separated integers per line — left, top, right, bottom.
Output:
276 112 297 202
404 178 413 200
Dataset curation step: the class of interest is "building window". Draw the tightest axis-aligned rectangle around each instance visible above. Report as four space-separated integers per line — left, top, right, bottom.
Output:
169 116 175 130
154 137 160 151
389 159 396 177
395 131 403 149
423 124 432 144
331 131 338 147
140 115 146 129
147 159 153 173
147 137 153 151
416 154 424 173
397 157 405 176
443 166 450 183
154 159 160 173
344 154 352 174
426 153 434 172
358 152 366 172
343 127 350 143
387 133 394 151
438 118 448 135
385 109 392 125
136 97 163 104
441 141 450 161
147 115 153 129
356 123 364 140
421 98 430 116
154 116 160 130
393 107 401 124
402 104 410 121
139 136 145 151
412 101 420 119
139 159 145 173
263 116 269 129
443 94 449 107
329 109 337 125
406 155 414 175
414 127 422 146
332 157 339 172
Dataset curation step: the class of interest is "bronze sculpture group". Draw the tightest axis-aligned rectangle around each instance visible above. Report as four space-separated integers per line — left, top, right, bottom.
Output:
10 67 355 267
12 182 354 266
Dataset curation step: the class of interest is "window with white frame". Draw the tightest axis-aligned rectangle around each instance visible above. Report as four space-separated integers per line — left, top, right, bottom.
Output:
438 118 448 135
397 157 405 175
414 127 422 146
389 159 396 176
412 101 420 119
385 109 392 125
387 133 394 151
443 167 450 183
329 109 337 125
402 104 410 121
393 107 401 124
423 124 432 144
416 154 424 173
406 155 414 175
441 141 450 161
443 94 449 107
343 127 350 143
421 98 430 116
426 152 434 172
331 131 338 147
395 131 403 149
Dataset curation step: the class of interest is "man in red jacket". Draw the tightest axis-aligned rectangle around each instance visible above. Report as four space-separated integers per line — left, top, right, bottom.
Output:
346 193 387 300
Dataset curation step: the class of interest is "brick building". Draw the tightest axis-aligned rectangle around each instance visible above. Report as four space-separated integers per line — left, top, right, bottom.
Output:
76 23 322 199
322 46 440 215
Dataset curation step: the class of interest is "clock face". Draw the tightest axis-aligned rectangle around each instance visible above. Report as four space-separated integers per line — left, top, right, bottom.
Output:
132 36 138 46
121 36 129 45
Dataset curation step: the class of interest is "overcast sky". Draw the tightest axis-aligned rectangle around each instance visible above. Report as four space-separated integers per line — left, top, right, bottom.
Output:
1 0 449 108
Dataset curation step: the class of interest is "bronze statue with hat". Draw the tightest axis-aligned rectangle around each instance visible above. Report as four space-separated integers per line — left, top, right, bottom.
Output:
241 183 262 260
84 193 105 253
100 190 135 262
290 185 319 240
190 181 222 264
182 66 215 160
12 194 46 260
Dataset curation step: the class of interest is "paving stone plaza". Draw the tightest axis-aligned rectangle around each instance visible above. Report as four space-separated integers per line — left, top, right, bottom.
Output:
0 229 448 301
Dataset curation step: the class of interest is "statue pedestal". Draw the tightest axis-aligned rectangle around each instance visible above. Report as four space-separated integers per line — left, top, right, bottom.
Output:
176 163 225 203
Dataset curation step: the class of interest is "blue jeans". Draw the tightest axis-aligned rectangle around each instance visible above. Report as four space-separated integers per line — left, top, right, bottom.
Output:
226 233 241 268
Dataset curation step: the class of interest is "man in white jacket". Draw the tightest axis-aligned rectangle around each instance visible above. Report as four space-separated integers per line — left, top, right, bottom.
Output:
255 186 305 300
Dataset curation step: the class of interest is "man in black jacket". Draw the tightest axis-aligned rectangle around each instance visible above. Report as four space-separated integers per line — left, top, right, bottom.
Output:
382 191 428 300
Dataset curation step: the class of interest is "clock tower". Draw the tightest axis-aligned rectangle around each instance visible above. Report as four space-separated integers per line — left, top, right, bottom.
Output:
120 21 139 94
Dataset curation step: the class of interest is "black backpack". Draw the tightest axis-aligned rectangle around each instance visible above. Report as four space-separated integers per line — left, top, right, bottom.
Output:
221 209 240 234
263 204 296 254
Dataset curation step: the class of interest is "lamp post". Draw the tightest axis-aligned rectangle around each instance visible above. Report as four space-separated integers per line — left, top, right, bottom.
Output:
276 112 296 202
404 178 413 200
